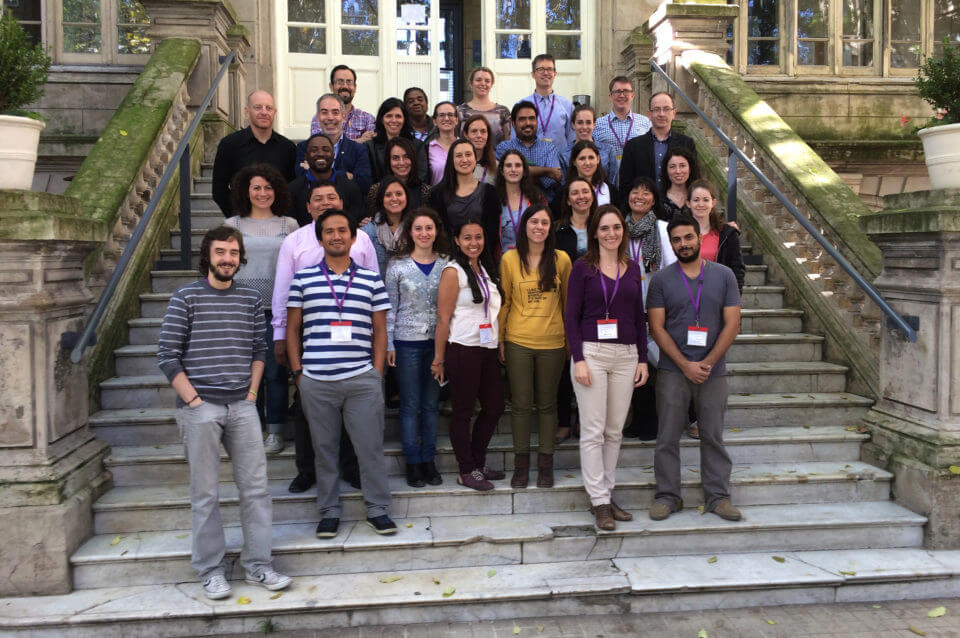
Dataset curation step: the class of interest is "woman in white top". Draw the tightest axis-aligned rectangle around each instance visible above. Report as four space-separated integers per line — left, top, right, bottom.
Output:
432 218 505 491
226 163 299 454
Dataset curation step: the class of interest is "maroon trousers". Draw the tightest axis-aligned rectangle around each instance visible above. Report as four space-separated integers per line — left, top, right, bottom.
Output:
445 342 505 474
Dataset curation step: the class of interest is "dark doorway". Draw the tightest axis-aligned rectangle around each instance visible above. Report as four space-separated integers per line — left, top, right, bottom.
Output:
439 2 463 104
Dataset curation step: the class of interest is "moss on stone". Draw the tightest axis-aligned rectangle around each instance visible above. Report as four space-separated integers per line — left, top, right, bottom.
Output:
0 191 105 241
807 140 925 164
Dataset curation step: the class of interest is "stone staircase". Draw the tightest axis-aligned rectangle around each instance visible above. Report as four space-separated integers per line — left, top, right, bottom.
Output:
6 164 960 636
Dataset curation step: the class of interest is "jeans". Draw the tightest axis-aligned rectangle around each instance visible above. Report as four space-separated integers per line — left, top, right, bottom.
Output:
259 312 288 434
395 344 440 464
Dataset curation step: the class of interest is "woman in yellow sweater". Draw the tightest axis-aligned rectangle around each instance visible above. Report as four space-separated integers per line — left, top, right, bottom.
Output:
498 204 573 488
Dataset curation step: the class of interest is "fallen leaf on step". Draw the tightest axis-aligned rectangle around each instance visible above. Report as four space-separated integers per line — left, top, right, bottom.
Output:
643 465 653 470
688 468 700 472
844 465 852 469
564 474 575 478
802 425 810 429
844 426 858 431
928 606 946 618
909 626 926 636
432 577 441 585
781 395 796 399
807 394 815 399
109 536 125 546
237 597 250 605
487 569 497 578
442 586 456 597
120 550 128 556
513 625 521 634
697 630 708 638
872 605 882 609
153 445 162 449
949 466 960 475
537 625 544 632
730 428 743 432
766 620 776 625
697 505 705 514
772 556 786 563
405 523 413 528
176 533 189 539
839 570 856 576
707 556 718 564
738 393 752 396
378 575 402 583
308 585 317 593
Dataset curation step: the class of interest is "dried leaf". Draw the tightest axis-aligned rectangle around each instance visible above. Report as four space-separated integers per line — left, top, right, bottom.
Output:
730 428 743 432
839 570 856 576
513 625 521 635
949 466 960 475
845 465 852 469
237 597 251 605
378 575 402 583
766 620 776 625
120 550 128 556
642 465 653 470
928 606 946 618
405 523 413 528
153 445 162 449
707 556 718 564
537 625 544 633
442 586 456 597
565 474 575 478
270 592 283 600
802 425 810 429
176 533 189 539
697 630 708 638
432 577 441 585
688 468 700 473
739 393 752 396
872 605 882 609
109 536 125 546
487 569 497 578
697 505 705 514
772 556 786 563
119 129 128 136
781 395 796 398
909 626 926 636
844 426 858 432
807 394 815 399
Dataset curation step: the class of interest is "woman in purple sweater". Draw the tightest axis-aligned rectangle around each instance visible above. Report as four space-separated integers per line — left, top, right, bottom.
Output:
565 204 650 531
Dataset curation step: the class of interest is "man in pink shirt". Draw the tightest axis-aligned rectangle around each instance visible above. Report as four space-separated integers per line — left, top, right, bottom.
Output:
272 180 379 492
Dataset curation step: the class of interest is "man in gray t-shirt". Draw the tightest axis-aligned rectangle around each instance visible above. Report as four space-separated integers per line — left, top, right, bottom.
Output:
646 216 742 523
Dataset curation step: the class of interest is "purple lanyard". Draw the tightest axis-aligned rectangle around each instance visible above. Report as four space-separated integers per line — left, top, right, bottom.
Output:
599 264 622 319
344 108 356 130
537 95 556 137
507 196 526 239
608 113 634 150
594 183 604 202
678 261 705 325
480 166 488 183
475 266 491 319
320 260 357 319
630 238 642 264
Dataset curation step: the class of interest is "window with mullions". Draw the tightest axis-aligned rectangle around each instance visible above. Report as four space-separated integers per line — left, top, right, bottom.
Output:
341 0 379 55
798 0 829 65
495 0 531 59
287 0 326 54
6 1 42 45
747 0 779 65
60 0 150 61
396 0 430 56
841 0 874 66
545 0 581 60
890 0 921 68
934 0 960 56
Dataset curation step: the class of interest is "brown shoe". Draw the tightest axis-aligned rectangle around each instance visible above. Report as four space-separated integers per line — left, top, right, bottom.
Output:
648 501 674 521
610 500 633 522
536 453 554 488
511 454 530 489
593 503 616 530
711 499 742 521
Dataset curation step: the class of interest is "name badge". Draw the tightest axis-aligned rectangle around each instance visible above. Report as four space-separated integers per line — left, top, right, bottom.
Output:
479 323 494 344
331 321 353 342
616 154 623 161
543 137 553 143
687 326 708 347
597 319 619 340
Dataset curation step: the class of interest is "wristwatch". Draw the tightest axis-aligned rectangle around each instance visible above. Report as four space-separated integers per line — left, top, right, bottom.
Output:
291 369 303 380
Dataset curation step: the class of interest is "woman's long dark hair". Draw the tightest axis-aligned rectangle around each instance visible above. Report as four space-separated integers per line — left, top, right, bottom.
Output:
565 139 608 188
373 97 414 144
436 138 477 204
373 175 411 225
230 163 292 217
559 176 597 226
462 113 496 169
452 217 501 305
660 145 700 192
495 149 545 208
396 206 451 258
627 176 666 222
583 204 629 269
516 204 559 293
384 136 424 188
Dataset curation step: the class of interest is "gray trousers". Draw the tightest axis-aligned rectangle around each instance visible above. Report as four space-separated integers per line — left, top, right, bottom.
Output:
177 399 273 580
654 369 732 511
300 369 391 519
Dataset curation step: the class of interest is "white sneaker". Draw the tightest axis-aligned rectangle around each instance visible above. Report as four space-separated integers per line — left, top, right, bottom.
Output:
245 568 292 591
264 433 284 454
201 573 232 599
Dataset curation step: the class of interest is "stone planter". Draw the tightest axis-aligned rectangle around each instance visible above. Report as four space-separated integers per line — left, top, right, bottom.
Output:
0 114 45 190
918 122 960 189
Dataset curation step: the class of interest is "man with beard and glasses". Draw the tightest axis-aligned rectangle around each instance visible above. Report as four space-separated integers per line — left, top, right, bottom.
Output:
645 215 742 523
296 93 373 193
157 226 292 600
309 65 376 143
496 101 563 203
289 134 364 225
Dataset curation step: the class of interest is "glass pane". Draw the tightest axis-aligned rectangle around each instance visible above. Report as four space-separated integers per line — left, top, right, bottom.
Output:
748 0 778 38
748 40 779 65
118 26 151 54
797 0 828 38
843 40 873 65
63 25 102 54
342 0 378 26
396 29 430 55
891 42 921 68
546 0 580 30
726 23 734 65
63 0 101 23
342 29 379 55
934 0 960 43
288 26 327 53
20 23 42 46
288 0 325 23
496 0 530 30
397 0 429 26
798 39 828 64
843 0 873 37
546 34 580 59
8 1 42 21
496 33 531 58
118 0 150 24
891 0 920 40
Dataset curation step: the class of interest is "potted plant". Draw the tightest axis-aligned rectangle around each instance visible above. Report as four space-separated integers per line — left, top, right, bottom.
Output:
0 7 52 190
915 38 960 189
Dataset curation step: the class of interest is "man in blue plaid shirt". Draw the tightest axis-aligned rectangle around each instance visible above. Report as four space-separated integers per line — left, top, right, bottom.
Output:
496 101 564 203
593 76 651 185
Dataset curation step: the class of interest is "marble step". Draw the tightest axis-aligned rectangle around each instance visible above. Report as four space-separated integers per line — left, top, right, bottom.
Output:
157 248 200 269
743 264 766 287
88 393 873 447
740 284 784 309
103 426 869 487
90 461 893 534
725 361 847 393
169 229 213 251
70 501 925 589
10 550 959 637
192 176 212 194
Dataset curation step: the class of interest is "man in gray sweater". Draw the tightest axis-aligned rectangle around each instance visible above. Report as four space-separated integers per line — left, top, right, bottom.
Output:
157 225 292 600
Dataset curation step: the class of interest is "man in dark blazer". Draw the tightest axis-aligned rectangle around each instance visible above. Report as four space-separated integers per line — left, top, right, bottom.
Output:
289 133 364 226
618 92 696 201
294 94 372 194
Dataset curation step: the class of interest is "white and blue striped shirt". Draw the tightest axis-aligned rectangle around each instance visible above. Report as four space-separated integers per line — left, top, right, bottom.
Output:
287 259 391 381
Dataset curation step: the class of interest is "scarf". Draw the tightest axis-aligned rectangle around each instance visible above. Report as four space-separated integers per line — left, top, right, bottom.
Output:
626 211 662 272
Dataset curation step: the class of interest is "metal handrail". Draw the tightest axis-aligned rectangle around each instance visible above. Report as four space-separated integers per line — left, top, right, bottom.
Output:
650 60 918 343
65 51 236 363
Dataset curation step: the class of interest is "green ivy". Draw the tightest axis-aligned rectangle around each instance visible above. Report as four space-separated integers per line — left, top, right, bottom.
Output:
0 8 52 118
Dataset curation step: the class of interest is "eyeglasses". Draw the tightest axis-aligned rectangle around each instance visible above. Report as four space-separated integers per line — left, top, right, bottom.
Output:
436 112 457 119
610 89 634 96
534 67 556 74
650 107 675 114
332 79 356 87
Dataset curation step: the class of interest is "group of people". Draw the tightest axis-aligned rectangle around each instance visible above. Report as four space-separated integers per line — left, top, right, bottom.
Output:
158 55 746 600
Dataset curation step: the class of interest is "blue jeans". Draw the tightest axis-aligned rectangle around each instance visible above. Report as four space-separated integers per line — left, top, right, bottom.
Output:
259 311 288 434
395 344 440 464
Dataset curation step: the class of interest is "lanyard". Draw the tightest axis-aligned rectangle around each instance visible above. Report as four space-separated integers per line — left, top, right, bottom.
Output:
320 260 357 319
594 182 604 202
537 95 556 137
480 166 487 183
475 266 491 319
630 238 642 264
507 195 526 239
678 261 705 325
599 264 622 320
608 113 634 150
344 108 356 130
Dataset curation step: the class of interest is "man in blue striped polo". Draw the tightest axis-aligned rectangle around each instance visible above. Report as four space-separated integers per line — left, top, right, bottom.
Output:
157 225 292 600
285 208 397 538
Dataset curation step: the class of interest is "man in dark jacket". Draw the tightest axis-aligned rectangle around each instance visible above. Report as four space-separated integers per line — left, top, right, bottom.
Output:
295 94 373 194
618 92 696 200
289 134 364 225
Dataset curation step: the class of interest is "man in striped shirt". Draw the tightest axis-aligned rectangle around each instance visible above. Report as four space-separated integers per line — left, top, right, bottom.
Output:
157 225 292 600
286 209 397 538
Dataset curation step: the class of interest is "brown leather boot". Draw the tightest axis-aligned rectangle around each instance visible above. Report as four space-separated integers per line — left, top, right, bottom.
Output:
536 453 554 488
593 503 616 530
510 453 530 488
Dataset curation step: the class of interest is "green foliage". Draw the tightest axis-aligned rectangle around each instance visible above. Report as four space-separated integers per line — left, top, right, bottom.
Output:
0 8 52 117
915 38 960 126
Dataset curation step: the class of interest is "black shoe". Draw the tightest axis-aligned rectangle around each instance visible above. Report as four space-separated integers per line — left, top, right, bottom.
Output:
419 461 442 485
406 463 425 488
315 518 340 538
288 473 315 493
622 426 641 438
343 472 362 490
366 515 398 535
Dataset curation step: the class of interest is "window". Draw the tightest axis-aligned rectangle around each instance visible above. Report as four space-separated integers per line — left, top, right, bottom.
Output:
396 0 430 56
797 0 829 65
545 0 581 60
841 0 875 66
890 0 921 68
56 0 150 63
341 0 379 56
495 0 532 58
747 0 779 65
934 0 960 56
287 0 327 54
6 1 42 45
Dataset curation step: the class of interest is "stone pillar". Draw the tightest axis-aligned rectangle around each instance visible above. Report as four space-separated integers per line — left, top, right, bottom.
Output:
142 0 250 127
621 28 654 114
0 191 110 595
860 189 960 549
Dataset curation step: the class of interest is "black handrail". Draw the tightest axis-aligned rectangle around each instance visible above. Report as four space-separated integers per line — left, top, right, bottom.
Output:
64 51 236 363
650 60 918 343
